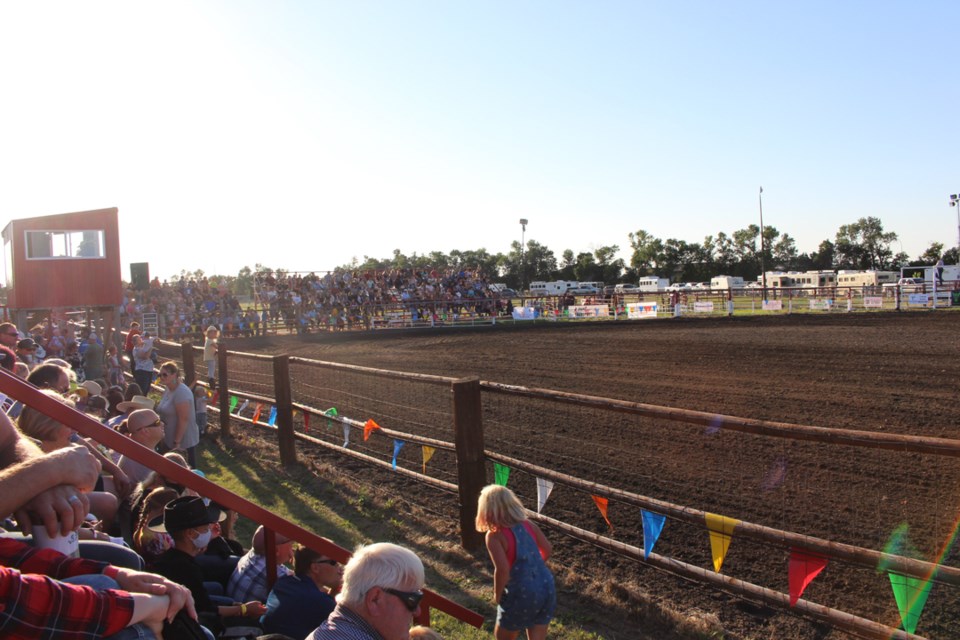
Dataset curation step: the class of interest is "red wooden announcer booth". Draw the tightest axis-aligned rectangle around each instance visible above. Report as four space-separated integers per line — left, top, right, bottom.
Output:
2 207 122 332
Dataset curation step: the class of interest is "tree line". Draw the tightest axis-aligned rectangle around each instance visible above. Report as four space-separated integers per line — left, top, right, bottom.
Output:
172 217 953 295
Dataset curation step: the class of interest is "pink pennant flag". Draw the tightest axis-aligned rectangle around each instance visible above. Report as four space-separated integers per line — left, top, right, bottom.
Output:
789 548 829 606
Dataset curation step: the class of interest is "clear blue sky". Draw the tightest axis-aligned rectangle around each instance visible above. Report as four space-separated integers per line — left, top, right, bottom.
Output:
1 1 958 282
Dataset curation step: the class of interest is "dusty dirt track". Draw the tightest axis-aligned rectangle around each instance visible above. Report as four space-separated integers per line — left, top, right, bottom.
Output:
238 311 960 639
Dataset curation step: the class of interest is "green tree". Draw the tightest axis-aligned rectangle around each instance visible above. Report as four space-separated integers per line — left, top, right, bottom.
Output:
919 242 944 264
627 230 664 275
834 217 898 270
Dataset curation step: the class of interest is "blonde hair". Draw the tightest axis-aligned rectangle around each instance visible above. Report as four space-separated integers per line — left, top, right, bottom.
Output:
17 390 74 442
475 484 527 533
409 626 444 640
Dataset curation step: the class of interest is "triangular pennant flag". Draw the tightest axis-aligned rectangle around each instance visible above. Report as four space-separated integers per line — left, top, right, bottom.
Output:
303 413 310 432
210 390 219 405
229 396 238 413
788 548 829 606
324 407 338 428
889 572 934 634
267 407 277 426
536 478 554 514
592 495 613 532
705 513 740 573
392 440 404 470
364 419 381 441
421 446 435 473
342 422 350 447
641 510 666 560
494 463 510 486
237 399 249 416
252 404 263 424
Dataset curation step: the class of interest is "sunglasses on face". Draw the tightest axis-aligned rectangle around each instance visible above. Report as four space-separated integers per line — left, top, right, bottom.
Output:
383 587 423 612
312 558 338 566
133 419 164 433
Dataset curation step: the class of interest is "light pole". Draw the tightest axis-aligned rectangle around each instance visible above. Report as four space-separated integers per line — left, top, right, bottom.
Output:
758 187 766 300
519 218 528 293
950 194 960 253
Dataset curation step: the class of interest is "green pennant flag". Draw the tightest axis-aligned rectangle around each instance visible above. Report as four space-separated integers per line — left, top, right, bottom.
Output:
494 463 510 487
889 572 934 634
229 396 238 413
323 407 338 428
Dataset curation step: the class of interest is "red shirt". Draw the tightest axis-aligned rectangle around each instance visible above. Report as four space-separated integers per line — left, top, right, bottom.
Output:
0 537 134 639
123 328 141 353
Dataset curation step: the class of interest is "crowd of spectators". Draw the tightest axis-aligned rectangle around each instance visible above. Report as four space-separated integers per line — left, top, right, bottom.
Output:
119 266 509 340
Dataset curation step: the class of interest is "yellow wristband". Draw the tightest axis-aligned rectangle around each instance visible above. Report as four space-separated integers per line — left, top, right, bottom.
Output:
240 603 247 616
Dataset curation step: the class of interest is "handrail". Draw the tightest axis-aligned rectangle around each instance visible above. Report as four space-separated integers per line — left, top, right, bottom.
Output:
0 371 484 629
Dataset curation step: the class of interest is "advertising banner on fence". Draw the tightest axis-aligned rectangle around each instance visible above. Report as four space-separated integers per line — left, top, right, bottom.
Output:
908 294 930 307
512 307 539 320
693 301 714 313
762 300 782 311
569 305 611 318
626 302 658 319
863 296 884 309
809 299 833 311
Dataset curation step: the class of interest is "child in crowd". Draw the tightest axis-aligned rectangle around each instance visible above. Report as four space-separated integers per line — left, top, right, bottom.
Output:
476 484 555 640
193 382 208 437
203 325 219 388
106 344 125 388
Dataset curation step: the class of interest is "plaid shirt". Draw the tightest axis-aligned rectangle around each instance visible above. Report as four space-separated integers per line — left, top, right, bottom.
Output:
0 537 134 639
308 604 385 640
226 550 292 603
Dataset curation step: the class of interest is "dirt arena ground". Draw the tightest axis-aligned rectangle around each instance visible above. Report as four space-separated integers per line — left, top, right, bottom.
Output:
239 311 960 638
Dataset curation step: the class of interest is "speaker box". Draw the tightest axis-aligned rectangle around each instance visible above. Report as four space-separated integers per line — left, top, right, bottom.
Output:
130 262 150 290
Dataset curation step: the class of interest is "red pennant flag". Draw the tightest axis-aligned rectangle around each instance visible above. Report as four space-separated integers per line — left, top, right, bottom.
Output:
789 548 829 606
210 390 220 405
364 419 381 441
591 495 613 532
303 413 310 432
252 404 263 424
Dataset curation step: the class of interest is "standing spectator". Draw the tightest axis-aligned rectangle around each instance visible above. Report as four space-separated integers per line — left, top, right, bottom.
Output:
202 325 219 388
124 321 141 374
0 321 20 349
83 332 105 383
307 542 424 640
155 361 200 468
192 382 208 437
106 345 125 388
261 546 342 638
476 485 555 640
132 334 155 393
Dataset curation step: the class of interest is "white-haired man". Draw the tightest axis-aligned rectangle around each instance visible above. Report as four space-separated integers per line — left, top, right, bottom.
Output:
308 542 425 640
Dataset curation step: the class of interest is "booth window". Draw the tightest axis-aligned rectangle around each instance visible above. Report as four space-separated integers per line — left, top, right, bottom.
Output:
25 230 105 259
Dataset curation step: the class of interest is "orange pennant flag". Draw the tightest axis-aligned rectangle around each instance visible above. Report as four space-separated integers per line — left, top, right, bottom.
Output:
252 404 263 424
303 413 310 432
788 548 829 606
592 495 614 532
364 419 381 441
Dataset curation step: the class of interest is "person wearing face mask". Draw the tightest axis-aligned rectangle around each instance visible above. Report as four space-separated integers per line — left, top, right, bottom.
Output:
150 497 266 634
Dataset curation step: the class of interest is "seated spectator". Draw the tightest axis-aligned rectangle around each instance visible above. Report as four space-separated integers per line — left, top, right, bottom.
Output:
0 406 196 639
116 409 166 484
16 338 39 368
227 524 295 603
132 486 178 565
121 451 191 544
307 542 425 640
151 496 266 633
261 545 342 639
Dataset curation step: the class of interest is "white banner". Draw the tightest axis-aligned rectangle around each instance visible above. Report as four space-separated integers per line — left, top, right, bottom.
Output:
568 304 611 318
908 293 930 306
626 302 658 319
693 301 714 313
512 307 538 320
809 299 833 311
863 296 884 309
762 300 782 311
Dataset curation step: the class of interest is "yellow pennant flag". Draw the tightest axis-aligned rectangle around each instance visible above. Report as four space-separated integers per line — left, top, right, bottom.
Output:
421 446 436 473
705 512 740 573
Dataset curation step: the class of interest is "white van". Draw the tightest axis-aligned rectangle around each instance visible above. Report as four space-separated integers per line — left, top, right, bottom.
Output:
637 277 669 292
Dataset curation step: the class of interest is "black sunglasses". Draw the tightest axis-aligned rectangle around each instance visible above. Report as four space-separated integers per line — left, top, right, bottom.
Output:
312 558 338 566
383 587 423 612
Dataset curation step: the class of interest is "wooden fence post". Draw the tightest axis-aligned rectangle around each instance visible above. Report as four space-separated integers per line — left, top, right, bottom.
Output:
181 342 196 385
218 346 231 437
452 377 486 551
274 355 297 466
